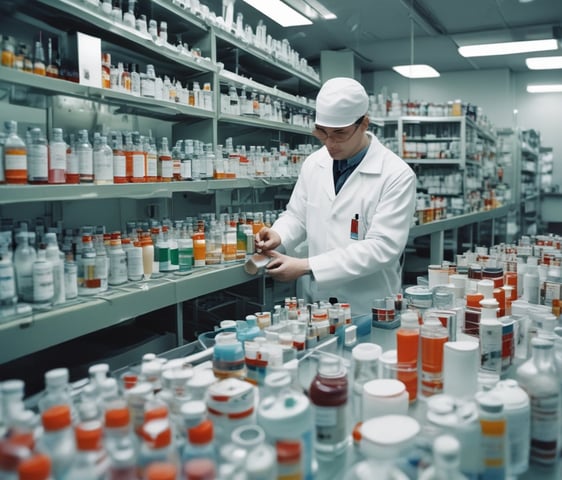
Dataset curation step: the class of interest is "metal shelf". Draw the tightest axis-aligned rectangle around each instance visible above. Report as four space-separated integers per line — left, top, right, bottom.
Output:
0 178 296 205
218 113 313 135
0 263 256 364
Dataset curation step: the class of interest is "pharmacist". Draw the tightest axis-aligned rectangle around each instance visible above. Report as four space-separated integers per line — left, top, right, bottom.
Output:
256 77 417 316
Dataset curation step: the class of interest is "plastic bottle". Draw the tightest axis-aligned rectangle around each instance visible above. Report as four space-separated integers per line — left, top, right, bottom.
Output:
44 232 65 305
418 434 468 480
137 418 178 477
257 371 315 480
490 379 530 477
48 127 66 184
108 232 128 286
110 131 127 184
420 316 448 398
350 343 382 422
126 239 143 281
38 368 74 416
1 379 26 434
17 453 52 480
78 234 100 296
181 419 217 465
309 354 349 458
516 337 560 466
144 136 158 183
93 134 113 184
104 406 138 480
62 420 108 479
396 310 420 402
27 127 48 184
36 405 76 479
0 239 17 311
212 332 245 380
479 298 502 376
158 137 173 182
32 248 54 308
65 133 79 184
140 233 154 280
476 392 508 480
76 129 93 183
4 120 27 184
345 415 420 480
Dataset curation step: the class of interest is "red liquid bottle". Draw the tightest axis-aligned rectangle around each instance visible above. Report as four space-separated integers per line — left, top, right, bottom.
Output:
309 355 349 458
420 316 448 398
396 310 420 402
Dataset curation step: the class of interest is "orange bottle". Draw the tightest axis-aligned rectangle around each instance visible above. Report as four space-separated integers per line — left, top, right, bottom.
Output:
420 317 448 398
4 120 27 184
192 231 206 267
396 310 420 402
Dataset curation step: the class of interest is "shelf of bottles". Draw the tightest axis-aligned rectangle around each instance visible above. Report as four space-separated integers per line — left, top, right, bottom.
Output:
374 115 500 224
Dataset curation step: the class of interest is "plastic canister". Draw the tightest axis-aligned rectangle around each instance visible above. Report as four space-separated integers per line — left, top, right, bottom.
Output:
257 387 315 480
206 378 256 446
490 379 530 476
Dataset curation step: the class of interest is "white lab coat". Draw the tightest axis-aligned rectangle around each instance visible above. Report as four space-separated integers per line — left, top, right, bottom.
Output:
272 132 417 316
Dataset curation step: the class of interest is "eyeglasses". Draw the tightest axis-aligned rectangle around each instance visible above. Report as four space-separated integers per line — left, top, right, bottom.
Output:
312 116 364 143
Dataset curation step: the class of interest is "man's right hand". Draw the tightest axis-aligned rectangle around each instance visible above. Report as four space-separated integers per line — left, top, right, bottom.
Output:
255 227 281 252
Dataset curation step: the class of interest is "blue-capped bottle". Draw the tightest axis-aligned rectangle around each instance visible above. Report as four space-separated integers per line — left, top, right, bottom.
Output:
212 331 246 380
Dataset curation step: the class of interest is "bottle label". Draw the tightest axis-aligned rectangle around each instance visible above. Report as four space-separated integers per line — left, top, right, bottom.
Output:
113 153 126 178
94 150 113 182
146 153 157 178
108 253 127 285
530 392 559 464
160 158 173 179
78 149 93 175
33 264 54 302
66 151 79 175
132 153 145 178
49 143 67 170
5 152 27 172
181 160 192 180
314 405 346 445
0 263 16 300
127 249 144 280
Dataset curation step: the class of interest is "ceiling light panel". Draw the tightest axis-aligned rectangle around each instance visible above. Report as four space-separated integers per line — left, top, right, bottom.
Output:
526 56 562 69
527 84 562 93
392 64 440 78
242 0 313 27
458 39 558 57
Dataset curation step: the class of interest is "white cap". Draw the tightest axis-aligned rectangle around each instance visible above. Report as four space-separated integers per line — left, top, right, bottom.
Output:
315 77 369 127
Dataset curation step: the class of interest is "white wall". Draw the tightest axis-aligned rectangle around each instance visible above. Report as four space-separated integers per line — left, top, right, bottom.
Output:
370 69 562 187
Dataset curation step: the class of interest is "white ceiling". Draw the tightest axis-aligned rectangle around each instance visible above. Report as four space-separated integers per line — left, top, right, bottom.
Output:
210 0 562 74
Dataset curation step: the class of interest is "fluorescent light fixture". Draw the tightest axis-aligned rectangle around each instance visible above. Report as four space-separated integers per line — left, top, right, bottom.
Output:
458 39 558 57
392 64 440 78
302 0 337 19
527 84 562 93
526 56 562 70
242 0 312 27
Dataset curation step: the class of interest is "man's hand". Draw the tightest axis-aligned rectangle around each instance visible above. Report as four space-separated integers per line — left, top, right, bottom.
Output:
255 227 281 252
264 250 311 282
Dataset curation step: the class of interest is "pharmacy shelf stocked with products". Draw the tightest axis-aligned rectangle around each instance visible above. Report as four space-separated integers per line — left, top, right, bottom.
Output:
0 0 319 370
408 204 510 265
0 262 260 365
375 115 502 221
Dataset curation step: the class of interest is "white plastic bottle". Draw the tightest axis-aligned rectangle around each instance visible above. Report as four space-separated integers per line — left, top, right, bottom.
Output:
76 129 93 183
27 127 48 184
490 379 530 477
0 239 17 310
126 239 144 281
36 404 76 479
105 406 138 479
32 248 54 308
38 368 75 416
14 227 37 302
476 392 508 480
44 232 65 305
345 415 420 480
108 233 128 286
62 420 109 479
93 134 113 184
419 434 468 480
516 337 560 466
